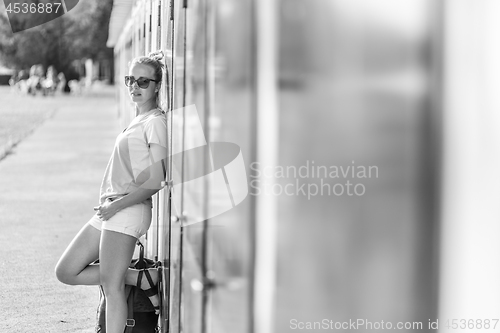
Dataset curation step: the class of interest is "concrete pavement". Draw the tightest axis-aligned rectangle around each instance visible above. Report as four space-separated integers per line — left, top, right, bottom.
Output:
0 84 121 332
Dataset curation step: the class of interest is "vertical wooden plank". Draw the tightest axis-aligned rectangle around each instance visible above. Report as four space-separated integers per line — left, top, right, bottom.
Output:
439 0 500 326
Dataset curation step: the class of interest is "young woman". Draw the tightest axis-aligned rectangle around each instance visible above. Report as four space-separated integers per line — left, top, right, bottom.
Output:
55 51 169 333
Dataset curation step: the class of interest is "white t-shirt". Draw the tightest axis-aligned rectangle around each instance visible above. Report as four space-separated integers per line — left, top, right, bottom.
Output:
99 108 168 206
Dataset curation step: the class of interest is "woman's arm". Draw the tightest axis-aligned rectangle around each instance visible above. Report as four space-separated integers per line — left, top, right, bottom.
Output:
114 187 159 210
97 143 167 220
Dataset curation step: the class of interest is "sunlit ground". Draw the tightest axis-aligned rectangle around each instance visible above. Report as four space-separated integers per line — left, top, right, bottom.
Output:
0 86 61 152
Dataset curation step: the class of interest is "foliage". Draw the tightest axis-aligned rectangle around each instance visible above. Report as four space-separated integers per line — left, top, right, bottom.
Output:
0 0 113 76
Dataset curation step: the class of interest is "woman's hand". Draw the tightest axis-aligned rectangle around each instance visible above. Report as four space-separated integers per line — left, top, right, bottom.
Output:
94 199 120 221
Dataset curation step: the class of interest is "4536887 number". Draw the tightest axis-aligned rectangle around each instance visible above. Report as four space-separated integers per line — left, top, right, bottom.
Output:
6 3 62 14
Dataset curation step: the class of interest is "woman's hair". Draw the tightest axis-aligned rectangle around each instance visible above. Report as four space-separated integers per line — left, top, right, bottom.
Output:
129 50 166 109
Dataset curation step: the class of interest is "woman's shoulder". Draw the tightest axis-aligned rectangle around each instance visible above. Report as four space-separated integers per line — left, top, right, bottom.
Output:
143 109 167 126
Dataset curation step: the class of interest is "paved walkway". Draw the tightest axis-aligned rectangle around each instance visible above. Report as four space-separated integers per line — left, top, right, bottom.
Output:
0 85 121 332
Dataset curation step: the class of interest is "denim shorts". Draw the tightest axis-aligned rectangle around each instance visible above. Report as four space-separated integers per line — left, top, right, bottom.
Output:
88 202 152 239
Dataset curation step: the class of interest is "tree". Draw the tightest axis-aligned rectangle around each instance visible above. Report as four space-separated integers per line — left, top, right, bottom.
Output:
0 0 113 80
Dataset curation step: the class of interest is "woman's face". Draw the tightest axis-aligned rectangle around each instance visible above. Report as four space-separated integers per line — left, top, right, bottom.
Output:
128 63 158 106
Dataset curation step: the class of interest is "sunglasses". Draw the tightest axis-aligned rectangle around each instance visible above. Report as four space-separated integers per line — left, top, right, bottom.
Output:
124 76 159 89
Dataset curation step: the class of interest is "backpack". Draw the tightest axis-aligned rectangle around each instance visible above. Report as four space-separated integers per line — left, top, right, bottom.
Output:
95 241 160 333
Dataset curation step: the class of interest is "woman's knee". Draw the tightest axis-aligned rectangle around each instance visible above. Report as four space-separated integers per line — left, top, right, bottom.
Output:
55 223 101 285
54 260 77 285
100 274 126 297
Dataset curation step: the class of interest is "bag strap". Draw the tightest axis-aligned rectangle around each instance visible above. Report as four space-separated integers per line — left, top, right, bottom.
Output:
124 241 142 332
137 240 144 263
124 286 135 333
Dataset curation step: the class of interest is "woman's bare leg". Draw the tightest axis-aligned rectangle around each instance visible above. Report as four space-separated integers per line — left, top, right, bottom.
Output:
99 229 137 333
55 222 159 331
55 223 150 287
55 223 101 285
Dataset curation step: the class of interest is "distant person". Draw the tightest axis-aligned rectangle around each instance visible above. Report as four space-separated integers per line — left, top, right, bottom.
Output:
56 72 66 94
55 51 168 333
9 70 29 93
42 66 58 96
68 78 84 95
16 70 30 94
8 72 18 87
26 64 45 96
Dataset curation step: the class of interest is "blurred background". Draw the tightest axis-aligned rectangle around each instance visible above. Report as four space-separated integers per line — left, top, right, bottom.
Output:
1 0 500 332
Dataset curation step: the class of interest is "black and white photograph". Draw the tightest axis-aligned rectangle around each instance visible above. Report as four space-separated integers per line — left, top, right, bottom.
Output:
1 0 499 332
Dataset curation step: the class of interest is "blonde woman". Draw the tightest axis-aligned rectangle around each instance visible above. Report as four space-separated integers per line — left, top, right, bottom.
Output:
56 51 168 333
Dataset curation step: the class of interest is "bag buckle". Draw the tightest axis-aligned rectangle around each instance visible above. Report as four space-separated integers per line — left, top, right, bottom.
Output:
126 319 135 327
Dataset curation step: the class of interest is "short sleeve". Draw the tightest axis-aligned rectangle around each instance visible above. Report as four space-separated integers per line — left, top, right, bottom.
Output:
144 116 168 148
